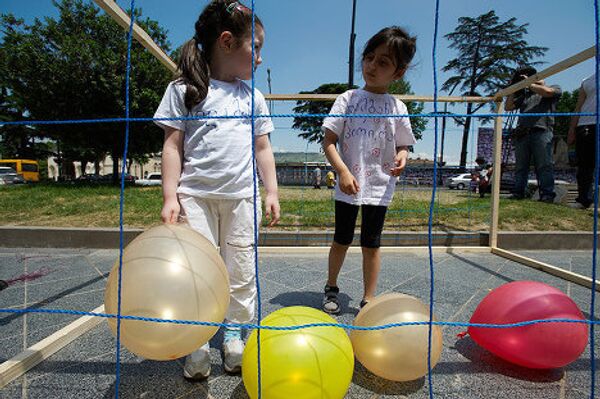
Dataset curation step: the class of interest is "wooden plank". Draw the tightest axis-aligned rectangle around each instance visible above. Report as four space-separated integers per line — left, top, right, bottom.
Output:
0 305 105 388
259 246 491 254
91 1 498 106
265 93 494 103
93 0 177 73
495 46 595 99
492 247 600 291
489 101 504 247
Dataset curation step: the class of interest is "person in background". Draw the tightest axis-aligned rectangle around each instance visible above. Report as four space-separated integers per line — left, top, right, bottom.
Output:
475 156 493 198
313 166 322 189
505 66 561 203
567 71 597 209
470 172 479 194
326 170 336 189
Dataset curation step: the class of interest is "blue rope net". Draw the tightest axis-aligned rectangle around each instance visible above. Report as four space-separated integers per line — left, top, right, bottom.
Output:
0 0 599 398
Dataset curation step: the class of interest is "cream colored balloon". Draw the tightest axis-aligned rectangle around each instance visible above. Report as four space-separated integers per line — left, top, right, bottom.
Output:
105 223 230 361
350 293 443 381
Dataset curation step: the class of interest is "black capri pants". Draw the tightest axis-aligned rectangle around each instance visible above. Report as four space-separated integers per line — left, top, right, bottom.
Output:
333 200 388 248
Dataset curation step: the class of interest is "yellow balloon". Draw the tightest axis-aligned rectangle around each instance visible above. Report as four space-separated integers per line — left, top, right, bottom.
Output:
350 293 443 381
104 223 230 361
242 306 354 399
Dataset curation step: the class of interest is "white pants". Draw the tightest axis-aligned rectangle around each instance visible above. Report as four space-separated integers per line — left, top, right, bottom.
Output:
179 195 261 325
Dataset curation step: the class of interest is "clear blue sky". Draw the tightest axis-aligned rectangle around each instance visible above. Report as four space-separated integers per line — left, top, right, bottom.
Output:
2 0 597 165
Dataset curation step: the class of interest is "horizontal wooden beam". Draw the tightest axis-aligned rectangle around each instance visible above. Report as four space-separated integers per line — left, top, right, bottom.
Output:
0 305 105 388
93 0 177 73
492 247 600 291
494 45 596 100
265 93 495 103
260 246 491 254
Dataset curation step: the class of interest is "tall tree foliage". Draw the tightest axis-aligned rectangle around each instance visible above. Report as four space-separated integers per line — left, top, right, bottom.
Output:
442 10 547 167
0 23 47 159
0 0 172 180
292 80 425 144
554 89 579 140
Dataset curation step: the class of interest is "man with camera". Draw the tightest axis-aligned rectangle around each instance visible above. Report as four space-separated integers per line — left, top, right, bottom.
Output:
505 66 562 203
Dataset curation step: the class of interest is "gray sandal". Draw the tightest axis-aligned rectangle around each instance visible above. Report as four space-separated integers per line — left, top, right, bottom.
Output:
322 285 340 314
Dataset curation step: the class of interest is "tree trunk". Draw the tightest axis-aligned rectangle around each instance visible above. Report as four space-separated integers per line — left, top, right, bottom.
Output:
459 102 474 167
111 149 119 185
80 160 88 177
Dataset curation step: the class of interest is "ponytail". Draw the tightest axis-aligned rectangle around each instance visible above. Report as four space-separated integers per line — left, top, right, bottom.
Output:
178 38 210 111
177 0 262 111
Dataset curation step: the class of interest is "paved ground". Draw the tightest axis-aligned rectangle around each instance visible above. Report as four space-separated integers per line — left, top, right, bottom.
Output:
1 247 599 398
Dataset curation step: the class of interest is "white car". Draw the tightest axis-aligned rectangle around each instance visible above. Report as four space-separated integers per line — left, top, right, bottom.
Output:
0 166 25 185
135 172 162 186
446 173 472 190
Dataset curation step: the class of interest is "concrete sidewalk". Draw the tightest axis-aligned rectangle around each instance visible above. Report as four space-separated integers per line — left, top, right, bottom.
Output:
1 226 599 250
0 247 599 398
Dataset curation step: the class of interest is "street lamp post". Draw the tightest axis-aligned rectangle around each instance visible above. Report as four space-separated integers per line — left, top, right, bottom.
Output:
440 82 460 166
348 0 357 88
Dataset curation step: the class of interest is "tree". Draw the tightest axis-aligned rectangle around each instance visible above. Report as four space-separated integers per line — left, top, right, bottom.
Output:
0 0 172 181
554 89 579 140
292 83 352 144
292 80 425 144
388 80 426 141
442 10 547 167
0 22 49 160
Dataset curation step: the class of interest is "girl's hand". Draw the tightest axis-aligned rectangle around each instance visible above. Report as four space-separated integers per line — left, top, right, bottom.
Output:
390 152 408 176
161 199 180 224
339 171 360 195
264 193 280 227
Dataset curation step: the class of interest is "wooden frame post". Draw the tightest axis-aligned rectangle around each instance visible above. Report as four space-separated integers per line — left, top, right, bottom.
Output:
489 101 504 248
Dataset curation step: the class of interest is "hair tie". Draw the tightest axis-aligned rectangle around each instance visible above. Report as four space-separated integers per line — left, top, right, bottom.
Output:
226 1 248 15
193 36 203 51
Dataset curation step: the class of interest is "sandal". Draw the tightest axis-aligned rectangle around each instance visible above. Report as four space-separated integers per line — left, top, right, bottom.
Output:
322 285 340 314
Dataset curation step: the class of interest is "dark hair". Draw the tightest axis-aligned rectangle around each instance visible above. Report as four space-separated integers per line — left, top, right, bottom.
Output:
509 66 538 86
362 26 416 72
177 0 263 110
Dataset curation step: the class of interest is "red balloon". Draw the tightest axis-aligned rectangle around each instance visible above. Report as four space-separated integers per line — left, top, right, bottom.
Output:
468 281 588 369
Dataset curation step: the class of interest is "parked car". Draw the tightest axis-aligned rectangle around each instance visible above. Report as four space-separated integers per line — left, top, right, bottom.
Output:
0 166 17 176
0 166 26 185
0 172 26 185
75 174 106 184
446 173 472 190
74 173 136 185
103 173 136 183
135 172 162 186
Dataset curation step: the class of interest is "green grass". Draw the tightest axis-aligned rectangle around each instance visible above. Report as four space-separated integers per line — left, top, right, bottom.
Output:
0 183 593 231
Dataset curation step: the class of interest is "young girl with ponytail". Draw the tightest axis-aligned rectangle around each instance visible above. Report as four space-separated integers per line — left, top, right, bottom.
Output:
154 0 279 380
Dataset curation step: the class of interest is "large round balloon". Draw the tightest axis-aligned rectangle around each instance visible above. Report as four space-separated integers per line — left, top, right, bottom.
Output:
350 293 443 381
105 223 230 360
242 306 354 399
468 281 588 369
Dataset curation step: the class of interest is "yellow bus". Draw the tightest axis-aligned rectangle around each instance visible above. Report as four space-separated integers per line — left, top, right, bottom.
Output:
0 159 39 182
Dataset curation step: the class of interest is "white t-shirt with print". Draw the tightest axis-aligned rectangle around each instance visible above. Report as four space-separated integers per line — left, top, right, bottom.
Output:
154 79 274 199
322 89 416 206
579 72 597 126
